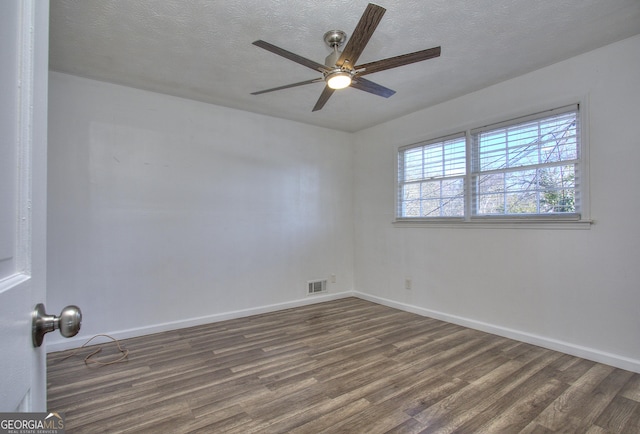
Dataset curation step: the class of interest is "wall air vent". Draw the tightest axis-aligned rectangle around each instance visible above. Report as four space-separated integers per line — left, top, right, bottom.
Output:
307 279 327 295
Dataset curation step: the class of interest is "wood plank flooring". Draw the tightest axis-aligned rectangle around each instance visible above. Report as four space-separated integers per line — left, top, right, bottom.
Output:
47 297 640 433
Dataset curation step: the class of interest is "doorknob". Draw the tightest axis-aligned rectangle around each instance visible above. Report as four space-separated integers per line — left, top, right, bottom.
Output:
32 303 82 347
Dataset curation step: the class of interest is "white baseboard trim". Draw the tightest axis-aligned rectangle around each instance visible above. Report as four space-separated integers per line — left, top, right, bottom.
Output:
353 291 640 373
47 290 640 374
46 291 354 353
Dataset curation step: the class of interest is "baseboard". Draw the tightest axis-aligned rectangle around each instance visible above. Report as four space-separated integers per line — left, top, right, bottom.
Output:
353 291 640 374
47 290 640 374
46 291 354 353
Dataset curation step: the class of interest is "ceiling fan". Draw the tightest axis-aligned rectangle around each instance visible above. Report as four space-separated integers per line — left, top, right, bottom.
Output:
251 3 441 112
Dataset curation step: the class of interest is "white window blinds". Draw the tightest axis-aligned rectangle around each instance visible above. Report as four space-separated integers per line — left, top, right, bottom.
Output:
396 104 583 223
471 105 580 216
397 133 466 218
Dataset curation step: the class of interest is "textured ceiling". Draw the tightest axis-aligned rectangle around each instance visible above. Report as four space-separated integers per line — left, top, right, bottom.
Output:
49 0 640 132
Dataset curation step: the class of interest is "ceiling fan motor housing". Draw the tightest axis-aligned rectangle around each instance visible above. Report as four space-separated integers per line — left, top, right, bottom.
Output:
325 49 341 67
323 30 354 89
324 30 350 68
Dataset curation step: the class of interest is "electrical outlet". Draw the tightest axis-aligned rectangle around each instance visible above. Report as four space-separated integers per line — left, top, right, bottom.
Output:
405 278 412 290
330 274 336 283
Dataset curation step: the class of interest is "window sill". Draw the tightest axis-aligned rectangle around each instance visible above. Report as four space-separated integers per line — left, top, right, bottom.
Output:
393 217 593 230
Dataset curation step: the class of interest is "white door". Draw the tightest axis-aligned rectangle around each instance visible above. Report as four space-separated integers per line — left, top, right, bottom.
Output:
0 0 50 412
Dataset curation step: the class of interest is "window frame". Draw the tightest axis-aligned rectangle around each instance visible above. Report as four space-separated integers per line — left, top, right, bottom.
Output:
394 103 591 229
397 132 467 220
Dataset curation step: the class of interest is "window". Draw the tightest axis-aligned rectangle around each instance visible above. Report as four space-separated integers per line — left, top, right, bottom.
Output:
397 104 586 226
398 133 466 218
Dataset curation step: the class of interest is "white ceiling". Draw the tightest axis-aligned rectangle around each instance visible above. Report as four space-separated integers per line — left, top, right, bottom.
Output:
49 0 640 133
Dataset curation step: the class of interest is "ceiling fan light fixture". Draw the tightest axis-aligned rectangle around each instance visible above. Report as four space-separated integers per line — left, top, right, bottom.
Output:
326 70 352 90
251 3 442 112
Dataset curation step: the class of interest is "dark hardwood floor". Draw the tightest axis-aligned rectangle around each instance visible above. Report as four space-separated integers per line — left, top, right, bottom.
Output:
47 297 640 433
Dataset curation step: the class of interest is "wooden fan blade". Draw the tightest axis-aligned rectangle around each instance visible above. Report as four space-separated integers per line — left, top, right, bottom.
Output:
251 78 323 95
350 77 396 98
252 40 329 73
355 46 441 76
312 86 335 112
336 3 386 69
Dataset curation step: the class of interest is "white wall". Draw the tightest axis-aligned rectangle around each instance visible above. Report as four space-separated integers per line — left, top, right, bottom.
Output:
353 35 640 371
47 72 354 349
47 35 640 372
